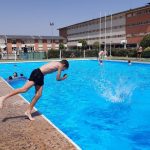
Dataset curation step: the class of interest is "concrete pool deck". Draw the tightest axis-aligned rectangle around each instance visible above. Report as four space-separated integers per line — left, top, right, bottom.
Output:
0 78 79 150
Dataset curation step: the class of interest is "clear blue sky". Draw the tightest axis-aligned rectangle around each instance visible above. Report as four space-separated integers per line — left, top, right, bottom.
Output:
0 0 149 36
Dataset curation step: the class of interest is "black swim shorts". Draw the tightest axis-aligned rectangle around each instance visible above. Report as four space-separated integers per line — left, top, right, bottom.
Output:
137 52 142 54
29 68 44 86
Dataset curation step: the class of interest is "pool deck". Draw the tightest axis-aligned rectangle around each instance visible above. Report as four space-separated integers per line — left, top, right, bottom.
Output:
0 78 79 150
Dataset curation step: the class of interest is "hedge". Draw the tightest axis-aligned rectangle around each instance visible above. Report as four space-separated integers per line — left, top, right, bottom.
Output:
142 47 150 58
47 48 150 58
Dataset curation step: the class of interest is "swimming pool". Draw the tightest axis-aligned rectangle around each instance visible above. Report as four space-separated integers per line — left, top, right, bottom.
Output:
0 60 150 150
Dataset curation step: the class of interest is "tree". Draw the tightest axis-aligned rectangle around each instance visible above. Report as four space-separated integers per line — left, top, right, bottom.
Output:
93 41 100 50
59 43 65 50
78 39 87 50
140 34 150 48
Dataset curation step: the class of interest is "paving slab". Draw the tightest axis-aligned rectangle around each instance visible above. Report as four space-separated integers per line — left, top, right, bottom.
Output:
0 78 79 150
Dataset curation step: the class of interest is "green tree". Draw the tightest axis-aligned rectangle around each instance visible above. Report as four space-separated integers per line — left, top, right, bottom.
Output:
93 41 100 50
140 34 150 48
78 39 87 50
59 43 65 50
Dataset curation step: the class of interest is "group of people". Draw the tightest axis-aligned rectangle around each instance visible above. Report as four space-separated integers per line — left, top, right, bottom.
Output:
7 72 24 80
0 60 69 121
97 46 143 65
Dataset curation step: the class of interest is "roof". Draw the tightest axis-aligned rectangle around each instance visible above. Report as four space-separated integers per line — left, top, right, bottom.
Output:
58 5 150 30
0 35 65 40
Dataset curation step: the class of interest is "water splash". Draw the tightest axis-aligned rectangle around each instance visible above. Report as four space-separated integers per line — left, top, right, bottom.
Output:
93 76 136 103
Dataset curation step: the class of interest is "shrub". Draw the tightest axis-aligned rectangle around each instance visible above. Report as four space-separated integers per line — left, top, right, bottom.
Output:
142 47 150 58
144 47 150 51
48 50 59 58
47 48 150 58
127 49 137 57
111 49 128 57
47 50 82 58
140 34 150 48
85 50 99 57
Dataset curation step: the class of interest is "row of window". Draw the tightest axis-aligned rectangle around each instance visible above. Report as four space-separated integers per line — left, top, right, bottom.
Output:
67 25 125 36
66 8 150 30
10 40 60 44
127 9 150 18
127 32 147 37
68 16 124 30
127 20 150 27
68 34 126 42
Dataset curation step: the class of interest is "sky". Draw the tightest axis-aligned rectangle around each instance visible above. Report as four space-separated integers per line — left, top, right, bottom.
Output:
0 0 149 36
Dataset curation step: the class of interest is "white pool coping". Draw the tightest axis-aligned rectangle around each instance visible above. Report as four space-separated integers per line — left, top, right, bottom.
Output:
0 77 81 150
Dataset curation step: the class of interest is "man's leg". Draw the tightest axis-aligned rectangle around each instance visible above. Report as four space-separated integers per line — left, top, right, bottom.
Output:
25 85 43 121
139 53 142 60
0 80 34 108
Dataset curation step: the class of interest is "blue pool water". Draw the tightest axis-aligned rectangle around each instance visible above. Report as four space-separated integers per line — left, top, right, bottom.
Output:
0 60 150 150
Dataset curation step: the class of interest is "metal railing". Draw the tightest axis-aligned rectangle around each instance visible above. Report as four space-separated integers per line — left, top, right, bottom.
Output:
1 51 47 60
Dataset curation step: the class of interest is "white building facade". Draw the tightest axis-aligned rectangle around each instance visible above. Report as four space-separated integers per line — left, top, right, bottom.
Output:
59 12 126 49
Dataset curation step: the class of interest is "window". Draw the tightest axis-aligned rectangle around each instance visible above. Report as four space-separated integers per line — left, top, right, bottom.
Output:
127 13 132 18
12 40 16 44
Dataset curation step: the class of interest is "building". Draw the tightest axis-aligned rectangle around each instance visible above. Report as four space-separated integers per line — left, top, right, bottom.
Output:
58 4 150 49
0 35 66 54
126 5 150 46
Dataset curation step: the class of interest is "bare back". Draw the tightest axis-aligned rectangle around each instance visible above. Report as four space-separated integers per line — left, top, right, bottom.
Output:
40 61 62 75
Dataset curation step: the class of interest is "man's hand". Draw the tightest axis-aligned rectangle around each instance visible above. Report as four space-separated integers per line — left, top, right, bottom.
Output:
63 74 68 79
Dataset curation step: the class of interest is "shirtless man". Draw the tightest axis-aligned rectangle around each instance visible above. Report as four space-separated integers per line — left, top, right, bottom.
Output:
0 60 69 120
137 46 143 60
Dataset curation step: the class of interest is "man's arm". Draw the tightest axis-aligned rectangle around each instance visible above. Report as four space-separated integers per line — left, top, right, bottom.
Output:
56 66 67 81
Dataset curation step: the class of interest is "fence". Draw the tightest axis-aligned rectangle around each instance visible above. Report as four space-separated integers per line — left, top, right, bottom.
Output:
1 51 47 60
1 48 149 60
0 50 95 60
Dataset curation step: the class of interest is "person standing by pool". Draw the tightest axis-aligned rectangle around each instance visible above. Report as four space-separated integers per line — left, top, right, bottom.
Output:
0 60 69 121
137 46 143 60
23 45 28 60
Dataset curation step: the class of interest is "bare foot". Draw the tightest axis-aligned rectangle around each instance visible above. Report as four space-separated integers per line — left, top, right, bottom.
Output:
0 96 5 109
25 111 35 121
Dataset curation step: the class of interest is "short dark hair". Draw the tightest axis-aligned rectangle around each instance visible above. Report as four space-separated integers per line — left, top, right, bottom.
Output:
20 73 24 76
13 72 18 77
61 60 69 69
9 76 13 80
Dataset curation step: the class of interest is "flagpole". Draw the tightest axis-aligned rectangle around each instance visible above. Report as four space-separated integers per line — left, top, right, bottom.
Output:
104 13 107 57
99 12 101 51
50 22 54 50
110 13 112 57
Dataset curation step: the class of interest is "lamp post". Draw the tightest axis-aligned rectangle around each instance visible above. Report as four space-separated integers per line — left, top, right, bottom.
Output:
50 22 54 50
87 22 90 50
59 48 62 59
99 12 101 51
110 41 112 57
110 13 112 57
104 13 107 57
4 35 8 59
